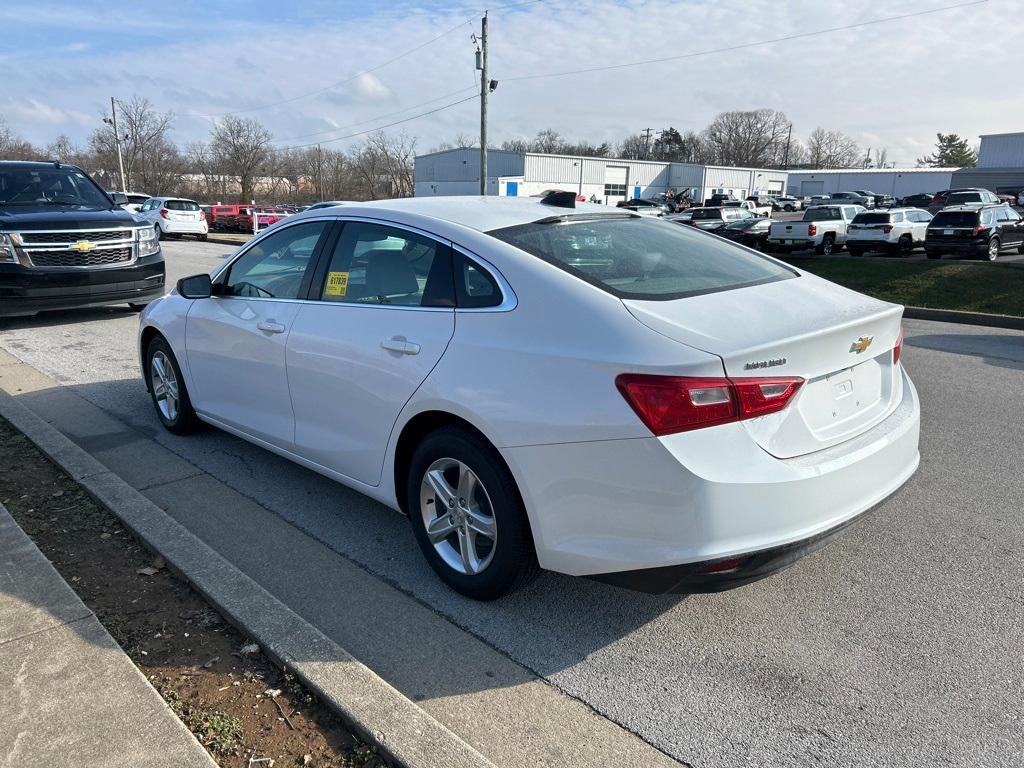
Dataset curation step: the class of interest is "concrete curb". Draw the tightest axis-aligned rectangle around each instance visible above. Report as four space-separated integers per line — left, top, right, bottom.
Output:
204 234 251 247
0 389 495 768
904 306 1024 331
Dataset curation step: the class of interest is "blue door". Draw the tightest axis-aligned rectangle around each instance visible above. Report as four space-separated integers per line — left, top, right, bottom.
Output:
634 185 641 199
506 181 518 197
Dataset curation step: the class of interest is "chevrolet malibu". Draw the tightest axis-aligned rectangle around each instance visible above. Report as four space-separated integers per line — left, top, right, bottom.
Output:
138 194 920 600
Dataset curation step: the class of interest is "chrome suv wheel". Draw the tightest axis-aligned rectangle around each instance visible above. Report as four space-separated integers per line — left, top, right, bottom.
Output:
146 335 199 435
419 458 497 575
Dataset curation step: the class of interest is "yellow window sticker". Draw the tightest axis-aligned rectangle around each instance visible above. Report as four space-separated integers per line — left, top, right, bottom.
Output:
325 271 349 297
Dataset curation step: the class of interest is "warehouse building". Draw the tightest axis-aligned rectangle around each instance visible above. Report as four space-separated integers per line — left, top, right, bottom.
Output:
784 168 956 199
414 148 788 206
950 132 1024 192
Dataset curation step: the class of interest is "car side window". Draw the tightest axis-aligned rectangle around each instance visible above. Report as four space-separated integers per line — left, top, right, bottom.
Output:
891 212 904 223
222 222 326 299
1005 208 1022 222
317 222 454 307
454 253 502 308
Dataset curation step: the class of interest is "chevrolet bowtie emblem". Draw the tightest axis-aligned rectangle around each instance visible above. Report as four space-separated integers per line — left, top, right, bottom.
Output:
70 240 97 252
850 336 874 354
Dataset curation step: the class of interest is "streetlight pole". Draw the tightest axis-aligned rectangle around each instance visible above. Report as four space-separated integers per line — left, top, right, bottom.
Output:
103 97 128 192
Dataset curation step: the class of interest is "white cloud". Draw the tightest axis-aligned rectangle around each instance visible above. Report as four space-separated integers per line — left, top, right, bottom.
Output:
354 73 392 100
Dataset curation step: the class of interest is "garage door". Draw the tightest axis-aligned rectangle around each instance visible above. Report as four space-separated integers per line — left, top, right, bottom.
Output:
768 180 784 194
801 181 825 196
604 166 629 205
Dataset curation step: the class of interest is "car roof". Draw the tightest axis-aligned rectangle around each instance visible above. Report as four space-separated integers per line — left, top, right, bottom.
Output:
285 196 635 233
936 205 994 213
0 160 79 170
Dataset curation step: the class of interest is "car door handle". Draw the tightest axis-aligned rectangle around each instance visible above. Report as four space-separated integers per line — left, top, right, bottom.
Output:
381 338 421 355
257 319 287 334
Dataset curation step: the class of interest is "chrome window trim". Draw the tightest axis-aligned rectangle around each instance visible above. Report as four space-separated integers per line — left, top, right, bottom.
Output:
450 245 517 313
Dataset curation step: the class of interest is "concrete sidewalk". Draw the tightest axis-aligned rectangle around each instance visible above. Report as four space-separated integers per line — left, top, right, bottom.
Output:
0 503 216 768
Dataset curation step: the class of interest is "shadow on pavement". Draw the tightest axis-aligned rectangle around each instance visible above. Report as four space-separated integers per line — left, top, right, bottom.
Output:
906 333 1024 371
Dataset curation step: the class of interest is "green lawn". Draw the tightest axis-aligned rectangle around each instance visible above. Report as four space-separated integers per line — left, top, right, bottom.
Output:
782 257 1024 317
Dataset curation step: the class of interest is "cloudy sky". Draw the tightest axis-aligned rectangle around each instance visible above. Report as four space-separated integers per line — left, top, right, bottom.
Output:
1 0 1019 165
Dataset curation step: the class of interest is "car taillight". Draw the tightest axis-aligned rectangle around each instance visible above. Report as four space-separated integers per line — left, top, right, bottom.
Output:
199 210 206 220
160 208 169 219
807 223 817 236
893 325 905 365
615 374 804 436
882 225 893 233
975 224 985 234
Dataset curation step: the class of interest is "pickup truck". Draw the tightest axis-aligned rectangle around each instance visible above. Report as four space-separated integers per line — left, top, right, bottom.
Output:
0 160 164 317
726 199 772 217
767 204 864 255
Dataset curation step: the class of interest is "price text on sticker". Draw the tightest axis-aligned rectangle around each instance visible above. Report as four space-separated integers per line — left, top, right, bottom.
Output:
325 271 349 297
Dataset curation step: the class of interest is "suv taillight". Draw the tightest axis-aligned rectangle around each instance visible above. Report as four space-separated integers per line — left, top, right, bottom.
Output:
975 224 986 234
893 325 905 365
807 223 817 236
159 208 169 219
199 210 206 220
616 374 805 436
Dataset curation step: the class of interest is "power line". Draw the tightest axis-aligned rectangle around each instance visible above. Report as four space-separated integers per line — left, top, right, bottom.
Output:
272 85 479 143
199 16 474 118
502 0 986 82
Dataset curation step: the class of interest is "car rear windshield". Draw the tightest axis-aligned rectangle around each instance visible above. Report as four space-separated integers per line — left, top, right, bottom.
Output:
930 211 978 227
852 213 891 224
166 200 200 211
489 216 796 301
946 192 982 205
804 207 841 220
689 209 723 220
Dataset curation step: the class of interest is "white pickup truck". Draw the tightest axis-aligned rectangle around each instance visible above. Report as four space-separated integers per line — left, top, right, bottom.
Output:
723 199 773 217
767 204 864 255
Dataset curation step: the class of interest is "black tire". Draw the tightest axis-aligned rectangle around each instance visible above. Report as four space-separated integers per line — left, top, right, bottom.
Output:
407 426 539 600
986 237 1000 261
1018 244 1024 255
926 250 941 260
848 245 864 257
197 234 208 242
145 335 200 435
784 205 794 212
153 224 162 241
128 302 149 312
816 234 836 256
895 234 913 257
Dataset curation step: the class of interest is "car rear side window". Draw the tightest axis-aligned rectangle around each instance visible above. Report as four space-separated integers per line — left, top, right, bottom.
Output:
931 211 977 227
804 207 841 221
454 253 502 308
317 222 454 307
853 212 891 224
489 216 796 301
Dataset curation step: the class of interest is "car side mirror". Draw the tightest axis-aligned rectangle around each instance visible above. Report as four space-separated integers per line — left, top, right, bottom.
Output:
177 273 212 299
110 191 128 206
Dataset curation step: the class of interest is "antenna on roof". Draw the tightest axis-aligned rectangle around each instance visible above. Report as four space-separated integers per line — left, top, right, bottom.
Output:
540 190 576 209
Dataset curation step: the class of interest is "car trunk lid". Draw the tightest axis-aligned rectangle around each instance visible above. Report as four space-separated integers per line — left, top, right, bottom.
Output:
623 274 904 458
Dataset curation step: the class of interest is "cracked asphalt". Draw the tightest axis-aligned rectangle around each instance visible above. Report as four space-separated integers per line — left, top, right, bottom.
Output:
1 239 1021 767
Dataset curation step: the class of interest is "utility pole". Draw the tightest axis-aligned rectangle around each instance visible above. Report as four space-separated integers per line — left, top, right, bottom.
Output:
477 12 488 195
783 123 793 169
103 97 128 192
641 127 653 159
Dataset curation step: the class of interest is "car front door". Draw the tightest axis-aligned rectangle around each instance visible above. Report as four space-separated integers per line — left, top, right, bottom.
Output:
286 220 457 486
184 220 330 448
996 206 1024 247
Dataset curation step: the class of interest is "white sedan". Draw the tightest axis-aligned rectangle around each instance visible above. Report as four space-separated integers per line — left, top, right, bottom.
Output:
138 194 920 599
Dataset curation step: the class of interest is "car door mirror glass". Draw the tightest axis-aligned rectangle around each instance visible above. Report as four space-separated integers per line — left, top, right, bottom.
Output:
177 273 212 299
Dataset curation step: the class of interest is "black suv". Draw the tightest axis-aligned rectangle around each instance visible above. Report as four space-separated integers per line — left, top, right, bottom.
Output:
925 204 1024 261
0 161 164 318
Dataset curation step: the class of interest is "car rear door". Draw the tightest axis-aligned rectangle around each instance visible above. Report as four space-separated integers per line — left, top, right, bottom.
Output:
286 219 456 486
995 206 1024 247
185 220 331 448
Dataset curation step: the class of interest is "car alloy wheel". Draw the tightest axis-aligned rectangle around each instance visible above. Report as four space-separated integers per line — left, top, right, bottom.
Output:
150 350 180 422
988 238 1000 261
419 458 497 575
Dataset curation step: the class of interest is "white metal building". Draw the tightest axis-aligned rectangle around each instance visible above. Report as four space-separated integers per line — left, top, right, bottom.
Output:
414 148 788 206
784 168 956 198
976 132 1024 168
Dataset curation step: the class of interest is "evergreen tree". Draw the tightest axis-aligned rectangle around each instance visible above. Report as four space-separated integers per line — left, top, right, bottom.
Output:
917 133 977 167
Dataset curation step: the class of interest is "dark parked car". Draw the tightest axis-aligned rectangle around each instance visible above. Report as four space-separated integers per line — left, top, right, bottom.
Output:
685 206 755 231
928 188 998 211
618 198 671 215
899 193 934 208
925 204 1024 261
714 216 772 250
0 161 163 317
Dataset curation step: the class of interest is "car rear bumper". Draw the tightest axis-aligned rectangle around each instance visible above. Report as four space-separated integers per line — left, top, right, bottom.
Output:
161 220 208 234
501 367 920 588
0 257 165 317
924 238 986 254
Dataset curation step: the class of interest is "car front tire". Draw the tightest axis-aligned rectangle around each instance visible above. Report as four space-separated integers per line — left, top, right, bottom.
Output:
146 335 199 435
816 234 836 256
987 237 1000 261
408 426 539 600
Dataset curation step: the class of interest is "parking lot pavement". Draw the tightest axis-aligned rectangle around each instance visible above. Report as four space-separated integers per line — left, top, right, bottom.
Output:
1 238 1022 767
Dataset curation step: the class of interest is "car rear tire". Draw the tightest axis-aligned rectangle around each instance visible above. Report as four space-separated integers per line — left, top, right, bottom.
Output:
128 303 148 312
146 336 200 435
198 234 208 242
926 250 941 260
816 234 836 256
986 237 1000 261
1018 244 1024 255
896 234 913 257
408 426 539 600
153 224 162 241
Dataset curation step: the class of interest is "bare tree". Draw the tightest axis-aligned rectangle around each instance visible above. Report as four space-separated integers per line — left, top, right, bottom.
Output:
209 115 273 201
700 109 791 167
0 117 39 160
45 135 83 164
87 96 178 191
617 133 650 160
806 128 860 168
500 138 529 153
351 131 416 200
